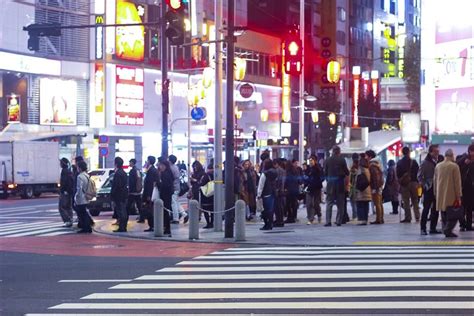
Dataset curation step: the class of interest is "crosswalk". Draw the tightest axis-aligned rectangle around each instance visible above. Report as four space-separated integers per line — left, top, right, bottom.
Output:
0 220 75 237
27 245 474 315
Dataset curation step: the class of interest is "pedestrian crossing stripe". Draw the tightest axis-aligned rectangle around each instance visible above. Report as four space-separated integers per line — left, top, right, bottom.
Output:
40 245 474 314
0 220 74 237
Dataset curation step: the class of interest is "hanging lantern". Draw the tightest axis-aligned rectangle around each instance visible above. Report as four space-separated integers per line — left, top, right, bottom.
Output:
311 111 319 123
260 109 269 122
328 112 337 125
327 60 341 83
234 57 247 81
202 67 213 88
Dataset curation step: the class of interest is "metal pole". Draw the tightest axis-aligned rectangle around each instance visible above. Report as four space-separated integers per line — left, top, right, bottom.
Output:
161 0 169 159
224 0 235 238
213 0 224 232
298 0 305 165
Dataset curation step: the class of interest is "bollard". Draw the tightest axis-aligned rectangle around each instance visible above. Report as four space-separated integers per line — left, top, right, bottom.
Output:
154 199 164 237
235 199 246 241
188 199 200 240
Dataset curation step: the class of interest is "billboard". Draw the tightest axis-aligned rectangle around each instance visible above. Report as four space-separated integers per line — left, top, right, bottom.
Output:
115 65 144 126
115 0 145 61
7 95 20 123
39 78 77 125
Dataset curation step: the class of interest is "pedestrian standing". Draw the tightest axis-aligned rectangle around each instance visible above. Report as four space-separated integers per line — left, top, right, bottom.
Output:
356 157 372 225
305 155 323 224
157 160 174 236
142 156 159 232
397 147 421 223
111 157 128 232
169 155 185 223
273 158 287 227
190 161 206 200
242 160 258 220
384 160 400 215
457 144 474 231
59 158 74 227
127 159 142 217
366 150 385 224
285 160 301 223
434 149 463 237
348 154 360 221
323 146 350 226
200 164 215 229
72 156 94 229
74 161 92 233
418 145 442 235
257 159 278 230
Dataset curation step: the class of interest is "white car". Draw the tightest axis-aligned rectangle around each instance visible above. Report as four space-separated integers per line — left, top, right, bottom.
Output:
88 169 114 190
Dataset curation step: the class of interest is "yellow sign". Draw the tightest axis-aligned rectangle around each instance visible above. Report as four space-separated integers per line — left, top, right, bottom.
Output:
115 0 145 61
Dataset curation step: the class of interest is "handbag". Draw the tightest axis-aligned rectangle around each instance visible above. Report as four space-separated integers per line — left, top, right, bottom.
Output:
151 186 160 202
445 205 464 221
200 180 215 197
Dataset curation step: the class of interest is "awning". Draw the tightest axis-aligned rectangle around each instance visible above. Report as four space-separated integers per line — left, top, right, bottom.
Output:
0 123 87 142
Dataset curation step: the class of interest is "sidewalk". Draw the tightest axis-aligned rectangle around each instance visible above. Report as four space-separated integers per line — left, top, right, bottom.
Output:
94 204 474 246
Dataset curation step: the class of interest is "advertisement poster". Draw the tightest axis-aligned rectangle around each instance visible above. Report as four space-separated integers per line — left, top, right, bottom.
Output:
401 113 421 143
115 0 145 61
115 65 144 125
435 87 474 134
7 95 20 123
40 78 77 125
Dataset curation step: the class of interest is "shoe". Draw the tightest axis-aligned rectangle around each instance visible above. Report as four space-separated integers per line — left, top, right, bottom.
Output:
136 219 145 223
420 229 428 235
144 228 154 232
112 221 119 226
460 227 467 232
183 215 189 224
284 219 295 223
336 223 341 227
171 220 179 224
203 224 214 229
246 216 254 221
400 219 411 223
274 223 284 227
370 221 382 225
318 217 322 223
90 221 95 227
445 233 458 238
63 222 73 228
306 221 313 225
357 222 368 225
415 219 420 223
113 229 127 233
390 212 399 215
77 229 92 234
260 225 272 231
324 223 332 227
429 230 442 234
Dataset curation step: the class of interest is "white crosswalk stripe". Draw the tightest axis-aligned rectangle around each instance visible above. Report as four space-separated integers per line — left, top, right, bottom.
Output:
0 220 74 237
33 245 474 315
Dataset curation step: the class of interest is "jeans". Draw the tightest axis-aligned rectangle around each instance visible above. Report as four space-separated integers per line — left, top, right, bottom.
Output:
172 190 185 221
357 201 370 223
58 193 73 223
420 189 439 232
114 200 128 231
286 194 299 222
75 204 91 232
274 194 286 224
262 195 275 227
326 191 345 225
350 197 357 220
306 191 322 222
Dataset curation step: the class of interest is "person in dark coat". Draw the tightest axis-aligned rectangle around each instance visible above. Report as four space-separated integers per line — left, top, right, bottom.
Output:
111 157 129 232
397 146 420 223
384 160 400 215
142 156 159 231
242 160 258 219
127 159 142 217
285 160 301 223
200 164 215 229
157 160 174 236
323 146 350 226
59 158 74 227
457 144 474 231
256 159 278 230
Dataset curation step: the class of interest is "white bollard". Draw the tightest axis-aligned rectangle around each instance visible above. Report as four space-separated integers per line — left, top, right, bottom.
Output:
235 199 246 241
154 199 164 237
188 199 199 240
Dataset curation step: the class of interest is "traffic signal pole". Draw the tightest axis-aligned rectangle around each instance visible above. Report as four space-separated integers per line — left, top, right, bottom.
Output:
298 0 305 166
161 0 169 159
224 0 236 238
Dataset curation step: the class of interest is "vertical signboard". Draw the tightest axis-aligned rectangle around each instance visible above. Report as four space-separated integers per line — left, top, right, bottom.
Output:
95 15 104 60
90 63 106 128
7 95 21 123
115 0 145 61
115 65 144 125
281 42 291 122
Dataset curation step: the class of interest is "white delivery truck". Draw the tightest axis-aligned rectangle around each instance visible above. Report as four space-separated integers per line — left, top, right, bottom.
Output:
0 141 60 199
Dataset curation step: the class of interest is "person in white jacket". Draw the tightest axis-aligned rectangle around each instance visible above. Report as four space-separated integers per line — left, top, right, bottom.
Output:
74 161 92 233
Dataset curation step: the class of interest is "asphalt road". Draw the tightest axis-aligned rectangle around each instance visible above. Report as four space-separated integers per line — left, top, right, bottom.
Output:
1 196 473 315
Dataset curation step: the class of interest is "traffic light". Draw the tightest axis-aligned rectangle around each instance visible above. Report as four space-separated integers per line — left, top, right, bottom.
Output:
165 0 185 46
24 23 61 51
283 30 302 75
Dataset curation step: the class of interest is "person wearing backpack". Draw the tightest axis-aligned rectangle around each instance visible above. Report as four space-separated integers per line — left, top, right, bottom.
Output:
366 150 385 224
74 161 93 233
127 159 142 217
396 146 420 223
59 158 74 227
355 156 372 225
111 157 129 232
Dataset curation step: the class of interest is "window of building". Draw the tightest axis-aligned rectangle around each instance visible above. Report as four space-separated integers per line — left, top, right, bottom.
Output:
337 7 346 21
389 0 396 15
336 30 346 45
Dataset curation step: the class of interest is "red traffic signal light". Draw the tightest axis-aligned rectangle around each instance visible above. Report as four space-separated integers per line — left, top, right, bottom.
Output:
166 0 184 11
283 35 302 75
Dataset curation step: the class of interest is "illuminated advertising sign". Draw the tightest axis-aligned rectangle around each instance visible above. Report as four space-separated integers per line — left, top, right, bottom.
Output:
352 66 361 127
39 78 77 125
7 95 20 123
401 113 421 143
90 63 105 128
281 42 291 122
115 65 144 126
115 0 145 61
435 87 473 134
95 15 104 60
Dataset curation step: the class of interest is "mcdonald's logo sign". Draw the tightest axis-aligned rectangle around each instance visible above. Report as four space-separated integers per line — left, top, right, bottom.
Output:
95 15 104 25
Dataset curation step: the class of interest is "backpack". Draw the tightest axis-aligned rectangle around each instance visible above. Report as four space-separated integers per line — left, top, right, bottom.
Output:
135 169 143 193
356 172 370 192
84 175 97 201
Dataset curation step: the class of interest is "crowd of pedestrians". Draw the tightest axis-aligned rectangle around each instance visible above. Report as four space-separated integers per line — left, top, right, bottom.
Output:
56 143 474 238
